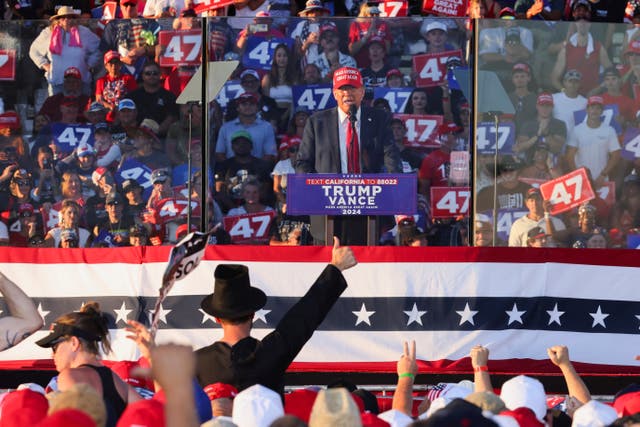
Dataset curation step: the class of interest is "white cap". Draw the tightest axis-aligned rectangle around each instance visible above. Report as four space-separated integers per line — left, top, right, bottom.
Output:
232 385 283 427
500 375 547 422
571 400 617 427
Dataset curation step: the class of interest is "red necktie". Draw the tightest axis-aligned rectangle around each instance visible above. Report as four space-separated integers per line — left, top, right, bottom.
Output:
346 114 360 173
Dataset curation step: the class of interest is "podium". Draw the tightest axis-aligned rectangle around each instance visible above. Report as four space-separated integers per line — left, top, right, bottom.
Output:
287 174 417 245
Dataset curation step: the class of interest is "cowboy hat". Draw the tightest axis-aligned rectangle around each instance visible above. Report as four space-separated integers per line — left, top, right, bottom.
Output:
50 6 80 20
200 264 266 318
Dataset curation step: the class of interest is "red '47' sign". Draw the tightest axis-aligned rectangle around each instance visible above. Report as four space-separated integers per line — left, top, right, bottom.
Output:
413 50 462 87
431 187 470 218
394 114 443 148
379 0 408 16
0 50 16 81
159 30 202 67
223 211 276 244
422 0 468 16
194 0 235 13
539 168 595 215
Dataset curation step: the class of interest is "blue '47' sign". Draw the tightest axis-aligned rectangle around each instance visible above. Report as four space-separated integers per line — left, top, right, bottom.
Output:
292 84 336 112
242 37 294 70
51 123 94 153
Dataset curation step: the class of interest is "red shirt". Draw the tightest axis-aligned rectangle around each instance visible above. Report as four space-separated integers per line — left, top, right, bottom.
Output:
602 92 637 124
565 41 602 96
95 73 138 108
418 149 450 187
348 21 391 69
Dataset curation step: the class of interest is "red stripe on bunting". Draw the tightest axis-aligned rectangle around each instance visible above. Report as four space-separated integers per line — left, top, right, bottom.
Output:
7 358 640 376
1 246 640 268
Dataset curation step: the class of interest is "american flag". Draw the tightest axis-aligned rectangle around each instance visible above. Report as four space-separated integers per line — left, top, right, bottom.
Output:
0 246 639 376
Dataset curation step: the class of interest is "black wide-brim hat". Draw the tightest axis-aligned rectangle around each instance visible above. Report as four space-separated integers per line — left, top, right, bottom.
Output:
200 264 267 319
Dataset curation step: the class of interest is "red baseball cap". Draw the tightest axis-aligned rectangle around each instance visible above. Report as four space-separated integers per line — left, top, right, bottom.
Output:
64 66 82 79
103 50 121 64
0 389 48 427
116 399 164 427
176 223 197 240
512 62 530 74
587 95 604 106
386 69 403 80
320 22 338 37
536 93 554 106
18 203 35 217
237 92 258 104
333 67 363 89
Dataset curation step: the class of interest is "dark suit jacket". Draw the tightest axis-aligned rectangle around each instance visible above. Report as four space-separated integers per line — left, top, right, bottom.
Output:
194 265 347 397
295 106 402 174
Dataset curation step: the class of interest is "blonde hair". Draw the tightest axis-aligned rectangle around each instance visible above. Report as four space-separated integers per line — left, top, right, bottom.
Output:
48 383 107 427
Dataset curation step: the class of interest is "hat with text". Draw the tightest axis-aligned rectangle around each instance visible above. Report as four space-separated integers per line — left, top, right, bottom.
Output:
512 62 530 74
103 50 121 64
587 95 604 106
320 22 339 37
386 68 403 80
333 67 363 89
536 93 554 106
18 203 35 217
76 142 95 157
626 40 640 56
63 66 82 79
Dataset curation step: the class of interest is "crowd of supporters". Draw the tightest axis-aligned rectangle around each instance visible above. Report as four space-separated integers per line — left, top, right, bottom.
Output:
0 1 638 247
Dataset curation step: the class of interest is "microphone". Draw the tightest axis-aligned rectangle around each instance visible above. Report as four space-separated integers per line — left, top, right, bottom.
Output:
348 104 357 123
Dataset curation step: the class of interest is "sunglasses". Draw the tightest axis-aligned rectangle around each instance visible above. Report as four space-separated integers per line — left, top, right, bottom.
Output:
143 71 160 76
288 147 299 153
14 180 30 186
51 337 69 354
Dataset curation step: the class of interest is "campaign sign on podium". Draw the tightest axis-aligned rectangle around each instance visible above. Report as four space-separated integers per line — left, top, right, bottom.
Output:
287 174 417 216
